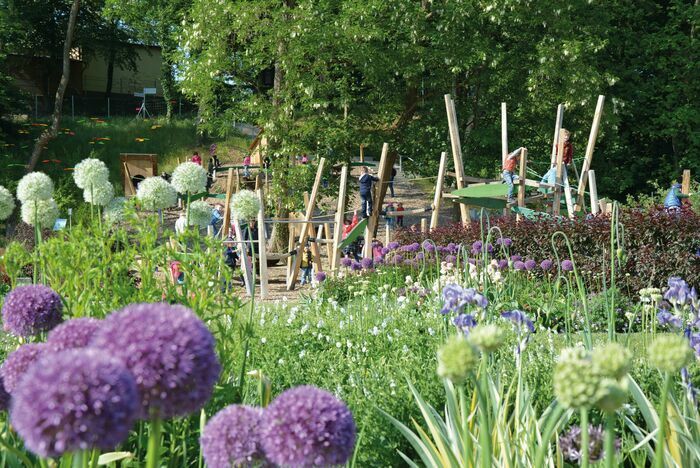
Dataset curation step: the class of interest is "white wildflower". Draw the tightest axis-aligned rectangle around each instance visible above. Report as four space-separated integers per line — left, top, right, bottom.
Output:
171 162 207 194
83 181 114 206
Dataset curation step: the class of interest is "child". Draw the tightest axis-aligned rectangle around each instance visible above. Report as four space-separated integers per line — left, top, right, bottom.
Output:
385 202 395 229
342 210 359 240
191 151 202 166
372 239 384 259
210 204 224 236
222 236 240 292
175 212 187 234
300 244 313 285
358 167 379 218
389 165 397 197
243 154 252 178
396 202 405 227
540 129 573 193
502 147 525 203
664 181 689 212
301 154 309 164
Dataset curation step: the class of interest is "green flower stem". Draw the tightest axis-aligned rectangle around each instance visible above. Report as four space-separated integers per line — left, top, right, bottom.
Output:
89 449 99 468
186 193 191 229
0 433 34 467
459 385 472 465
581 408 590 468
653 373 672 468
146 418 162 468
534 404 565 467
604 412 617 468
474 365 492 468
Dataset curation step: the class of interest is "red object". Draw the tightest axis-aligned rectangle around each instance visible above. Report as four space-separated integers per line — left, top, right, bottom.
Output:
192 154 202 165
557 141 574 165
301 154 308 164
503 156 518 172
170 261 182 283
243 155 251 166
342 214 359 239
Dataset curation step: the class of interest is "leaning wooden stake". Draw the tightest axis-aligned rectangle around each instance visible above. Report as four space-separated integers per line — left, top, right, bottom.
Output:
588 170 599 215
331 166 349 273
430 151 448 231
287 158 326 290
221 168 235 239
304 192 324 274
232 216 254 296
364 143 394 258
256 189 268 300
551 105 565 216
501 102 508 167
323 222 332 261
287 222 295 279
575 95 605 212
444 94 470 225
516 148 528 221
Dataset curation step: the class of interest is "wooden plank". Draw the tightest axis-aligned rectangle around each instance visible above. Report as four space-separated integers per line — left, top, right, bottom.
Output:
386 207 431 217
360 144 365 163
287 223 295 279
444 94 470 225
681 169 691 199
385 223 391 245
323 222 332 262
331 165 349 273
364 143 394 257
430 151 448 231
501 102 508 166
575 95 605 212
256 188 268 300
221 168 235 239
287 158 326 290
551 105 565 215
304 192 324 274
122 162 137 196
232 216 254 296
589 170 599 215
516 148 528 221
236 168 241 192
420 218 427 233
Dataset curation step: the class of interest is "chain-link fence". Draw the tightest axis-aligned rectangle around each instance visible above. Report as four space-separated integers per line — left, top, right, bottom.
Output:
24 94 197 119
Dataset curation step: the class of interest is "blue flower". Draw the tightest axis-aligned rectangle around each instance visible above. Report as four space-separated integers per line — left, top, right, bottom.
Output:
441 285 488 315
453 314 477 334
665 277 691 308
657 310 683 329
501 310 535 333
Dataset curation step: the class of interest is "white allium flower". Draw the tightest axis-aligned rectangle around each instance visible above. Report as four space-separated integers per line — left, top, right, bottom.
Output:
187 200 211 227
0 185 16 221
83 182 114 206
230 190 260 221
171 162 207 195
21 198 59 228
73 158 109 189
16 172 54 202
136 177 178 210
103 197 127 225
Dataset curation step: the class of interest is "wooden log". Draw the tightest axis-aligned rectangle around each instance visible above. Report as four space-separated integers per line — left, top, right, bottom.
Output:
221 168 235 239
256 188 268 300
235 168 241 192
552 105 565 216
385 223 391 245
444 94 470 225
232 216 254 296
287 158 326 290
575 95 605 212
364 143 395 257
286 222 295 280
589 170 599 215
385 207 431 217
516 148 528 221
421 218 427 233
360 144 364 163
323 222 332 261
682 169 691 203
331 165 349 273
501 102 508 166
304 192 324 274
430 151 448 231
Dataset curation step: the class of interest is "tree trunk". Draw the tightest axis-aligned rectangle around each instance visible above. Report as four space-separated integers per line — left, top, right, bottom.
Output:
160 54 175 120
27 0 80 172
105 48 116 98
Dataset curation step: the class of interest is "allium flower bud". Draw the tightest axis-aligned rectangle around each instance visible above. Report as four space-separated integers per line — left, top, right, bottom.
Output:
16 172 53 203
469 324 505 353
46 317 101 352
73 158 109 190
648 335 694 373
2 284 63 337
201 405 266 468
592 343 632 379
0 343 46 393
230 190 260 221
0 185 16 221
104 197 127 225
315 271 327 282
136 176 178 210
554 347 602 409
83 182 114 206
21 198 59 228
596 378 628 413
540 259 553 271
171 162 207 195
437 335 479 385
187 200 212 227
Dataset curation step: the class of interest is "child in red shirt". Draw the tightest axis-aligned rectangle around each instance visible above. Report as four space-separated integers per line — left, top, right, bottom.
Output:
191 152 202 165
502 148 524 202
396 203 405 227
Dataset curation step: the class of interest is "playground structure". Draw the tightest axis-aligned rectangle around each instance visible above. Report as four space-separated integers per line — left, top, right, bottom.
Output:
120 153 158 196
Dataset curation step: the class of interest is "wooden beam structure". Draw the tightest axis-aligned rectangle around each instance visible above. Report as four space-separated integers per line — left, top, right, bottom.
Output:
551 105 565 216
444 94 470 225
681 169 691 204
588 170 599 215
516 148 528 221
256 188 268 299
221 168 235 239
232 216 254 296
331 165 349 273
364 143 395 258
430 151 448 231
501 102 508 167
304 192 324 274
287 158 326 290
575 95 605 212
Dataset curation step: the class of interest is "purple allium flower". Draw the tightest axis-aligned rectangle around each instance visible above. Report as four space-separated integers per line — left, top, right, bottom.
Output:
513 261 526 271
559 425 620 463
468 258 476 265
524 260 536 271
453 313 477 334
497 259 509 270
445 255 457 265
350 261 362 271
403 258 414 266
561 259 574 272
392 254 404 265
510 254 522 263
201 405 266 468
375 256 384 265
315 271 327 283
1 285 63 337
501 310 535 333
259 386 356 466
540 259 553 271
380 247 390 256
0 343 46 393
471 241 483 255
415 252 425 261
657 310 683 329
402 242 420 253
387 241 400 251
46 317 101 352
360 258 374 270
340 257 352 268
496 237 512 248
422 240 435 252
10 349 138 457
0 377 9 411
90 303 221 419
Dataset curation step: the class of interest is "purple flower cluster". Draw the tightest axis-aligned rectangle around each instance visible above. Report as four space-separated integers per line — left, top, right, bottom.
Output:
90 303 221 419
540 259 553 271
501 310 535 333
665 277 696 309
510 254 522 262
495 237 513 248
201 405 266 468
453 313 477 334
657 310 683 329
259 386 356 466
422 240 436 252
497 259 509 270
513 261 526 271
401 242 421 253
559 425 620 463
315 271 327 283
561 259 574 272
361 257 374 270
340 257 352 268
387 241 400 250
10 349 138 457
46 317 101 352
445 255 457 265
0 343 46 393
524 259 537 271
1 285 63 337
350 260 362 271
441 284 487 315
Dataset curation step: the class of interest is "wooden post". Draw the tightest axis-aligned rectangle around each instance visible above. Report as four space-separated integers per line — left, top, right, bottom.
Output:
551 105 565 215
516 148 528 221
122 162 137 196
221 168 235 239
420 218 427 233
287 222 295 279
444 94 470 225
256 189 268 300
385 223 391 245
235 168 241 192
501 102 508 167
287 158 326 290
359 144 364 163
430 151 448 231
599 198 608 215
331 166 349 273
255 173 261 191
232 216 254 296
323 222 332 261
681 169 691 204
575 95 605 212
304 192 324 274
588 170 599 215
364 143 395 258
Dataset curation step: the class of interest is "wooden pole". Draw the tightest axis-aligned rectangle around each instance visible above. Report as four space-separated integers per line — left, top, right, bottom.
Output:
430 151 448 231
444 94 470 225
501 102 508 167
331 166 349 273
681 169 691 204
122 162 137 196
551 105 565 215
516 148 528 221
235 168 241 192
575 95 605 212
287 222 295 279
420 218 427 233
232 216 254 296
287 158 326 290
550 104 564 167
364 143 395 258
256 189 268 300
304 192 324 274
385 223 391 245
588 170 599 215
221 168 235 239
323 222 332 261
359 144 364 163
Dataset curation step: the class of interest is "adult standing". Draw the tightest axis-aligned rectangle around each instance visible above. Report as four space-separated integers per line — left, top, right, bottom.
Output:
388 165 397 197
